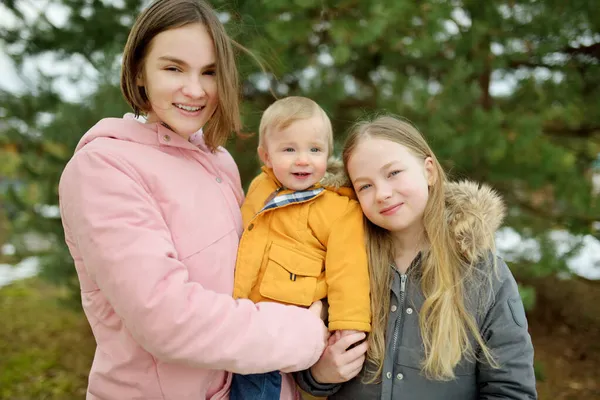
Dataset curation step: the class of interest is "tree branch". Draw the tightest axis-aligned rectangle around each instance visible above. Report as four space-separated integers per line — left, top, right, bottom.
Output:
543 124 600 139
500 189 600 226
564 42 600 60
507 59 563 70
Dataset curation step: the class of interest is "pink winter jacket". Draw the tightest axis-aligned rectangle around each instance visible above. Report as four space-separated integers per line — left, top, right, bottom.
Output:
58 115 326 400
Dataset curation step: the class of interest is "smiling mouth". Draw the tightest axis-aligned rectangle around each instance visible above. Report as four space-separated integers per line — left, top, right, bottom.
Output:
380 203 403 214
293 173 311 177
174 103 204 112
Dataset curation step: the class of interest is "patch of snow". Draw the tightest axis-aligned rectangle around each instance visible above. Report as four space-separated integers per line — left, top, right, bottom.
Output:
0 257 40 287
497 228 600 280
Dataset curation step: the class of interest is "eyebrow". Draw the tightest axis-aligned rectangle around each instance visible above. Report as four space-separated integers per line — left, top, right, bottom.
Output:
351 161 398 184
157 56 216 70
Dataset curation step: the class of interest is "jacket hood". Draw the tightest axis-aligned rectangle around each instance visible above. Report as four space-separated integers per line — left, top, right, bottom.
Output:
321 157 350 189
445 180 505 263
74 114 205 153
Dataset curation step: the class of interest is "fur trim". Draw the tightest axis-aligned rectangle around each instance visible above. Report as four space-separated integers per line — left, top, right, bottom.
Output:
445 180 506 263
321 157 352 188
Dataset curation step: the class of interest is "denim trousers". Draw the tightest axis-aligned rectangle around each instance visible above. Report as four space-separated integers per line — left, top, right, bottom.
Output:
229 370 282 400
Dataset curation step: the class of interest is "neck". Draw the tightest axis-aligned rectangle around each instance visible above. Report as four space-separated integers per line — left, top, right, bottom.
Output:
146 113 190 140
392 222 427 273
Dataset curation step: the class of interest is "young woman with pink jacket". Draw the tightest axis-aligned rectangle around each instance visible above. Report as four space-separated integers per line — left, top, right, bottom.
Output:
58 1 328 399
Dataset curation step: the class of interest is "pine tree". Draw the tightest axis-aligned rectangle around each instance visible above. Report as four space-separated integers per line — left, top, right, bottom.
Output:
0 0 598 296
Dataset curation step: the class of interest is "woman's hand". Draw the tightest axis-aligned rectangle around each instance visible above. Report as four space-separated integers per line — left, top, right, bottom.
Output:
309 330 368 384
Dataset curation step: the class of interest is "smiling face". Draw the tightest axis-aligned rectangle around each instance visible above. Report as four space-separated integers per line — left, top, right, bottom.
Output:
138 23 218 140
347 136 434 236
259 114 330 191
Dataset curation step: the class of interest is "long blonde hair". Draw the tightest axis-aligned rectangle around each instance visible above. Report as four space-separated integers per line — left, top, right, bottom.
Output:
342 116 497 382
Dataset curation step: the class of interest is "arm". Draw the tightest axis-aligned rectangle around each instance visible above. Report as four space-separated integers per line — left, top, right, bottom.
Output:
59 150 326 374
477 258 537 399
325 202 371 332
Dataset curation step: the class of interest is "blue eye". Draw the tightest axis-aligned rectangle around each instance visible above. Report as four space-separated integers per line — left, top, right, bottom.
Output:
310 147 322 153
357 184 371 192
283 148 295 152
389 170 402 177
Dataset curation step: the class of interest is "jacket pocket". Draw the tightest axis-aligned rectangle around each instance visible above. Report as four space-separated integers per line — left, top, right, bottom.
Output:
259 243 323 306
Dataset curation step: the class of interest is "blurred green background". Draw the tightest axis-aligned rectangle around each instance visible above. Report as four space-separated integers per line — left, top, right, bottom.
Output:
0 0 599 399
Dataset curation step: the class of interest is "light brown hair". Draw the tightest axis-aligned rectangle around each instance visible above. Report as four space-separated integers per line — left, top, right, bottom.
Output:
259 96 333 153
343 116 497 382
120 0 240 151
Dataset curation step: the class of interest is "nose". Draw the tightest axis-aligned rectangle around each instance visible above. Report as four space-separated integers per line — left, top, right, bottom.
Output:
295 153 309 166
375 183 392 202
182 76 206 98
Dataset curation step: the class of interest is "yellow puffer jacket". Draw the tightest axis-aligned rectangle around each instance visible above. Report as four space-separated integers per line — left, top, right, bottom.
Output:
234 165 371 332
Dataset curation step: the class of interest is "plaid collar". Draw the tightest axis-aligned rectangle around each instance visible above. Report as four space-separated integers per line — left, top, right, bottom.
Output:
260 187 325 213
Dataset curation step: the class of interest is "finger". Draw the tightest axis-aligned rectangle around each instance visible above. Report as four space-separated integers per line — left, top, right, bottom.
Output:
343 341 369 363
346 362 364 380
308 300 323 317
332 332 366 351
340 354 366 379
327 332 337 346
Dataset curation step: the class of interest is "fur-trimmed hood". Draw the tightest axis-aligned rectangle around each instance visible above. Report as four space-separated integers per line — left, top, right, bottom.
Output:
320 158 505 264
445 181 505 263
321 157 350 189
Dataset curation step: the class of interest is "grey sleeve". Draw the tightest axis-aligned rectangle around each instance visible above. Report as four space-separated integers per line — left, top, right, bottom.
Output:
477 258 537 399
294 369 343 397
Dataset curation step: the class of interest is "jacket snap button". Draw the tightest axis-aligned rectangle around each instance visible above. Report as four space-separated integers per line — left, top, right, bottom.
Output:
163 134 171 142
391 305 397 312
406 308 413 314
248 223 254 231
386 372 392 379
397 373 404 380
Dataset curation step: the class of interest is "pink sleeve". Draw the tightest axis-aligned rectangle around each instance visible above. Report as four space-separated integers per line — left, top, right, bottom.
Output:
59 150 324 374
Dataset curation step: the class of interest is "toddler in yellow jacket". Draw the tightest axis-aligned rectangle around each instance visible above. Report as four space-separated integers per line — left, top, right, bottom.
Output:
230 96 370 400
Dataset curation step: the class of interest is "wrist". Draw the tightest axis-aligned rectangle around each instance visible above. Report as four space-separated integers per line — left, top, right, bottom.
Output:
309 365 327 384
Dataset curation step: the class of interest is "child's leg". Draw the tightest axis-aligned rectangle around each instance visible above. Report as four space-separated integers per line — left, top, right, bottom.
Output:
230 371 282 400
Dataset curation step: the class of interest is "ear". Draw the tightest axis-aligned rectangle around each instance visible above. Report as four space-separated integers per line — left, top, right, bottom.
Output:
424 156 437 186
258 146 272 167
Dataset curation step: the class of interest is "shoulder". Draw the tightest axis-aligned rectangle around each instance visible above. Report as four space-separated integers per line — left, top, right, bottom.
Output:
212 146 240 177
242 171 278 205
312 190 363 222
318 189 356 208
468 254 521 316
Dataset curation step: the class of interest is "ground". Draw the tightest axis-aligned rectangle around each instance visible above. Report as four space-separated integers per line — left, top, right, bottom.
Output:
525 275 600 400
0 277 598 399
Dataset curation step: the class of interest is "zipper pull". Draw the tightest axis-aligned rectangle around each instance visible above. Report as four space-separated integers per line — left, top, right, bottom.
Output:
290 273 297 281
400 274 407 293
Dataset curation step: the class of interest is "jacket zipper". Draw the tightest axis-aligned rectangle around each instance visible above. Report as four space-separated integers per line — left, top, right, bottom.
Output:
391 274 408 364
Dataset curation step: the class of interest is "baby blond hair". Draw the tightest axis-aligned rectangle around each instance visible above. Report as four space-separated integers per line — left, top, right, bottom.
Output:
259 96 333 152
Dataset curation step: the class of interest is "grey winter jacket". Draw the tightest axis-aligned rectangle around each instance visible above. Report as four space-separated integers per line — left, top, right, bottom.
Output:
296 181 537 400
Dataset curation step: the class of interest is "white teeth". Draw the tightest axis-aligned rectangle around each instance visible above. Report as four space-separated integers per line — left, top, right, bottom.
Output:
175 104 202 112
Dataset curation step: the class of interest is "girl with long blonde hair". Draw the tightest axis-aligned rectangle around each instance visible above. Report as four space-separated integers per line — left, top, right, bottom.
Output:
297 115 537 399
